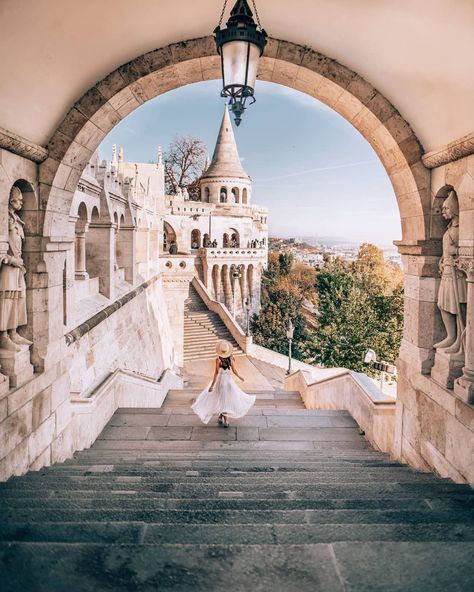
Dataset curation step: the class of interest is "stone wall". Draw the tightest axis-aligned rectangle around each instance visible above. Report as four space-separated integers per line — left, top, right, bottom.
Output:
0 272 179 481
395 152 474 485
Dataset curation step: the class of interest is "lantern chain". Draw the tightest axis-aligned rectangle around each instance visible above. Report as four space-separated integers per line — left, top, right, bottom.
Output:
251 0 262 29
218 0 229 27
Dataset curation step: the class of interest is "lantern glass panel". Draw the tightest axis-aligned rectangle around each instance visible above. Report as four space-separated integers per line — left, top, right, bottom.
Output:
222 41 260 91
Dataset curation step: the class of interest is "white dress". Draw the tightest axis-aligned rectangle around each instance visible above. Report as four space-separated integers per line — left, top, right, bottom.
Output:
192 365 256 424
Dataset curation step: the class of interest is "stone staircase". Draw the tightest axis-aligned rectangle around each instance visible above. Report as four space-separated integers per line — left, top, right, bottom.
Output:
184 285 243 361
0 388 473 591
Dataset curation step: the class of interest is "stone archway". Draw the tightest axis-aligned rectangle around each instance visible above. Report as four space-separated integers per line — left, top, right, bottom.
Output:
36 36 436 449
40 36 428 246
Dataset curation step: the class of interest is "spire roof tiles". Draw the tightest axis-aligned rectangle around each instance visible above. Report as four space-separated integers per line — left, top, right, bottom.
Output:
202 107 249 181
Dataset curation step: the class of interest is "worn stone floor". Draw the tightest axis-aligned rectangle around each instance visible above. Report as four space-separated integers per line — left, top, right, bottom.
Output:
0 387 473 591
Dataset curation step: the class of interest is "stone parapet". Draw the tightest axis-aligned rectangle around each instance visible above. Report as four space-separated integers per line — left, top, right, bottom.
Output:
284 368 396 455
200 247 266 260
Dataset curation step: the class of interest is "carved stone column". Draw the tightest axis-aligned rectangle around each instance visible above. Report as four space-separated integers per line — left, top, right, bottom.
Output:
212 265 221 301
222 266 232 310
74 223 89 280
455 257 474 403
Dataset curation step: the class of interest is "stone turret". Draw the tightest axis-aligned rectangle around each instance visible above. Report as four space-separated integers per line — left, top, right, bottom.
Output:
200 107 252 206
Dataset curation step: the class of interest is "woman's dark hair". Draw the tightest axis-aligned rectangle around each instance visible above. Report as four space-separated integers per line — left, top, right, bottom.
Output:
219 356 233 370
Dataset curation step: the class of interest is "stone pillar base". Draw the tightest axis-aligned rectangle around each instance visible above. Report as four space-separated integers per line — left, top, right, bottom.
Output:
75 271 89 280
0 348 33 388
431 349 464 390
454 373 474 404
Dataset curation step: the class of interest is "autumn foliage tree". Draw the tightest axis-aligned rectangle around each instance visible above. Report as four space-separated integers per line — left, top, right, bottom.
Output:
164 135 207 200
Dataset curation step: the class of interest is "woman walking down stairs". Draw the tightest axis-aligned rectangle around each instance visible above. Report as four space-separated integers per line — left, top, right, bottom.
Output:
0 378 473 591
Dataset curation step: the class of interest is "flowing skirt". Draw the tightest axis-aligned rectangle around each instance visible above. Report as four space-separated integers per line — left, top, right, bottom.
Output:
191 369 256 424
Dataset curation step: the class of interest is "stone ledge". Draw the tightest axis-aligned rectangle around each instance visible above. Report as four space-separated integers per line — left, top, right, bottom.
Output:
0 126 48 163
422 132 474 169
284 369 395 454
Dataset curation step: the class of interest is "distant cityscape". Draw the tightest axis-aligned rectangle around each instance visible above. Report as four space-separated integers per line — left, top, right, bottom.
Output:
269 236 402 269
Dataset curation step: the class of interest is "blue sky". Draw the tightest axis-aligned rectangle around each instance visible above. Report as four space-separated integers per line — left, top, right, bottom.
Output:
99 80 400 246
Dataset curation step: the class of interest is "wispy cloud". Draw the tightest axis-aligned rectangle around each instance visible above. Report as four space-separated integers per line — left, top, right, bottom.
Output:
255 159 378 183
256 81 328 112
123 126 138 136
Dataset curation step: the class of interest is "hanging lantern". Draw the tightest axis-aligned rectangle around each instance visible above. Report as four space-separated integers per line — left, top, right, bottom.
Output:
214 0 267 126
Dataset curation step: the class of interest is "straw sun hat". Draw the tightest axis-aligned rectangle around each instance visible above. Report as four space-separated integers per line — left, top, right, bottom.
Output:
216 340 233 358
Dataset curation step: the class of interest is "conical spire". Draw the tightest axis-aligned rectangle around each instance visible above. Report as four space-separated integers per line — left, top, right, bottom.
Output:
203 107 249 180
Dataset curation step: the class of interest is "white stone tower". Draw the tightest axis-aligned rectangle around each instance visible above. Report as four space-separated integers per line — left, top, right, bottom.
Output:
200 106 252 205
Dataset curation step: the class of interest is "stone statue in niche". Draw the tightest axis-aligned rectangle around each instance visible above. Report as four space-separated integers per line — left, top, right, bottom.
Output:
0 187 33 352
434 190 467 354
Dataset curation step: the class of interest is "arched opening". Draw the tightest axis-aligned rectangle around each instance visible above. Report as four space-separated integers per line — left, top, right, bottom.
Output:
220 187 227 203
223 233 230 248
203 233 210 248
191 229 201 250
163 221 177 254
231 187 239 204
204 187 210 203
12 179 39 237
36 36 435 477
230 229 240 248
1 180 37 352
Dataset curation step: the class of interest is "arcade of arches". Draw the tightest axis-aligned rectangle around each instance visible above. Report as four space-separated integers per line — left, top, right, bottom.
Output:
0 12 473 485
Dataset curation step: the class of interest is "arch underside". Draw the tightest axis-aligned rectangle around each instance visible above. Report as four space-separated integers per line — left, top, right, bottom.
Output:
41 36 430 243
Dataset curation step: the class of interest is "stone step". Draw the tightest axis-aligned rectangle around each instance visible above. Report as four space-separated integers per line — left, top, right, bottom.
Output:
1 470 447 488
1 481 469 497
1 509 472 532
0 521 471 545
165 390 301 400
2 497 468 512
2 541 473 592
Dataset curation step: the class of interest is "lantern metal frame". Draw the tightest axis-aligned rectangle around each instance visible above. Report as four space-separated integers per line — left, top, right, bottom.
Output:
214 0 267 125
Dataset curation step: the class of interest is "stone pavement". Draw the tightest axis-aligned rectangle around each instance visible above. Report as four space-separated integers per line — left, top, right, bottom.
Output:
0 388 473 591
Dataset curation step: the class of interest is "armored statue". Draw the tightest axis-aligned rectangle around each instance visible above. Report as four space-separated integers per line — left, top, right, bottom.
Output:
0 186 32 352
434 190 467 353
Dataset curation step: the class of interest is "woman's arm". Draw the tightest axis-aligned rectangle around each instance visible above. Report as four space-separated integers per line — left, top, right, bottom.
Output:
231 359 244 382
208 358 220 391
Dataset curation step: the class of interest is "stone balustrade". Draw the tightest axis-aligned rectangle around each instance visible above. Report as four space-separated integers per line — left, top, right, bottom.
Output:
200 247 266 259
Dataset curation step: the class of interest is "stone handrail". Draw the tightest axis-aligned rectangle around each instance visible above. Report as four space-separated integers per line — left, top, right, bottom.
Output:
71 367 182 451
284 369 396 454
191 276 251 352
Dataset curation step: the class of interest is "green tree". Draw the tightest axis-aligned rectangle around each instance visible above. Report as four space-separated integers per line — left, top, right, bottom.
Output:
252 281 306 359
303 244 404 373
